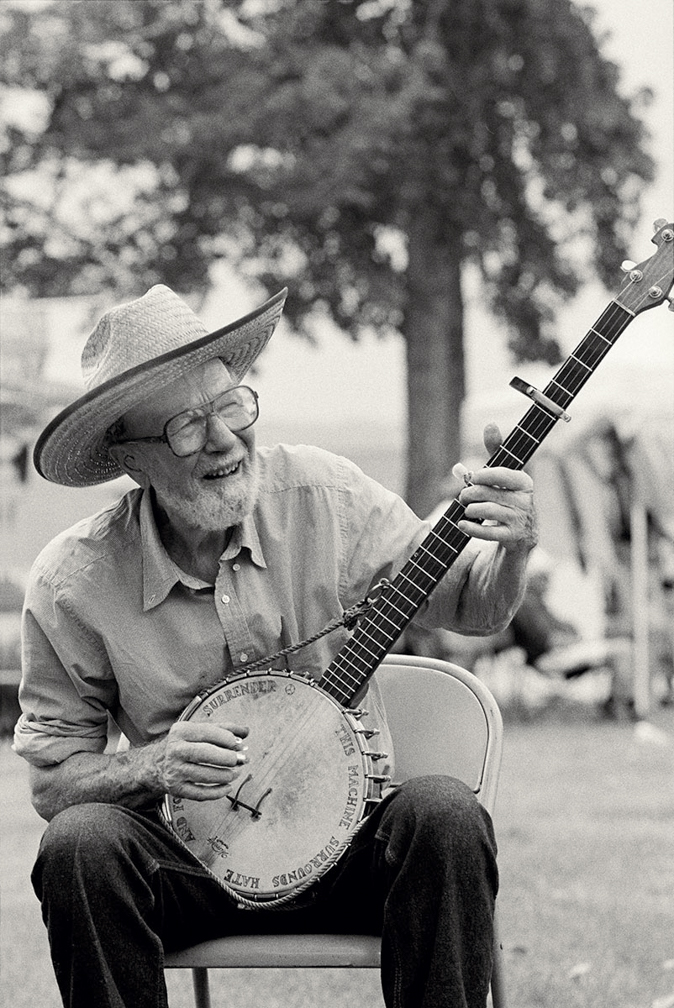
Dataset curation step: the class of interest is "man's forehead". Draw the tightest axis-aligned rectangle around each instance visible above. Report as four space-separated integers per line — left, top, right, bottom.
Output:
123 358 235 430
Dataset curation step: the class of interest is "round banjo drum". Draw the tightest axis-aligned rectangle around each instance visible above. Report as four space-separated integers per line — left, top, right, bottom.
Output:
161 670 386 907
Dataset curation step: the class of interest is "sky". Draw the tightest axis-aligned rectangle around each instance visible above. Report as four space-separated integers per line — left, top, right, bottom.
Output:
588 0 673 228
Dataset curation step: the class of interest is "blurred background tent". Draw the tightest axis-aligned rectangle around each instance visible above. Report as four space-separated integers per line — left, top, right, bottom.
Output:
463 314 673 610
461 302 673 716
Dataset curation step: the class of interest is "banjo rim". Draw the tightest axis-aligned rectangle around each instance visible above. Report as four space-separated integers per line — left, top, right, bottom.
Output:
160 670 382 905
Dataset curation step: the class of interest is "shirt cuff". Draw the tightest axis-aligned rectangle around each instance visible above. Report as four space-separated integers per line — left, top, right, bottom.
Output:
13 714 108 767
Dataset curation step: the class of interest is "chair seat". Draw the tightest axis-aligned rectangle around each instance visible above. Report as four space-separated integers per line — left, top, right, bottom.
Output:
165 933 382 970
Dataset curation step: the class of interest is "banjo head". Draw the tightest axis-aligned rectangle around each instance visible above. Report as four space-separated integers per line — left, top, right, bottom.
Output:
161 671 373 901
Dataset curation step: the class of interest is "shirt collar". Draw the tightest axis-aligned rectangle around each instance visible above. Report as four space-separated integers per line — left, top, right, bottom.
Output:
227 512 267 570
140 490 266 611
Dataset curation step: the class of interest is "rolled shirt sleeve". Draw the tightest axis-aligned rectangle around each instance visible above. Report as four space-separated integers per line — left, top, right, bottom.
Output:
16 567 117 766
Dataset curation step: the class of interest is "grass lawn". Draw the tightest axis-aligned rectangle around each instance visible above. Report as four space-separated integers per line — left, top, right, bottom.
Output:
495 709 674 1008
2 705 673 1008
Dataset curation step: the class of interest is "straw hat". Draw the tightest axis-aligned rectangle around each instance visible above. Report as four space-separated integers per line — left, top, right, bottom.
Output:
34 283 287 487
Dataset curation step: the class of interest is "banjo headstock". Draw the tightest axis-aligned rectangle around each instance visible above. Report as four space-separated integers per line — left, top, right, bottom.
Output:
615 218 674 316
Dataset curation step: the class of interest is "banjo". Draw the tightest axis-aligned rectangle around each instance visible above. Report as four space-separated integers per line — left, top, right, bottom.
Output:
162 219 674 908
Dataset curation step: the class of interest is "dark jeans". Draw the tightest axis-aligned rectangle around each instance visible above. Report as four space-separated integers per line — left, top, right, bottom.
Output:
32 775 498 1008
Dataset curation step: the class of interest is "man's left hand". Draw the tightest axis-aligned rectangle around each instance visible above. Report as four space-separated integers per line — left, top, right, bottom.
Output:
454 423 538 554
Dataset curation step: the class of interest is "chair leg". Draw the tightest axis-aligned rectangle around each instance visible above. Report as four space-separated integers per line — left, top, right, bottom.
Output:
191 967 212 1008
490 920 507 1008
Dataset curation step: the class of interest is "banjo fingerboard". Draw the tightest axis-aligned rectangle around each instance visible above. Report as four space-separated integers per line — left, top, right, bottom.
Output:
319 301 635 708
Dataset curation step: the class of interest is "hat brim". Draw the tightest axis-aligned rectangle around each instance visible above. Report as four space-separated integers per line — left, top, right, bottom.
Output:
35 288 287 487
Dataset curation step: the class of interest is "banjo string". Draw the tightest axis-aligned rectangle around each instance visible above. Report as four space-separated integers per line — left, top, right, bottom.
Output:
238 579 392 676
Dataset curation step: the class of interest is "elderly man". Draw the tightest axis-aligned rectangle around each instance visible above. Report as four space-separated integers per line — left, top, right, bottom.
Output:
15 284 537 1008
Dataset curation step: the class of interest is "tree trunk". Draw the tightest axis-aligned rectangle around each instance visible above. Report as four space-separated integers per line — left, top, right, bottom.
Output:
403 213 465 517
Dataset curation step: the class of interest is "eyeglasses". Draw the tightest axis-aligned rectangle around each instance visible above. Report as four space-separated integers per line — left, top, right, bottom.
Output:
114 385 259 457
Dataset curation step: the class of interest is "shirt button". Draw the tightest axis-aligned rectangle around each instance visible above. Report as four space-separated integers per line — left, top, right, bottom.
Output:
239 652 248 662
232 563 241 571
221 594 230 604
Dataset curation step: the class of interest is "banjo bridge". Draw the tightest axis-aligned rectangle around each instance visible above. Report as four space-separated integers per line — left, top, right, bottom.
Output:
163 670 384 903
226 774 273 819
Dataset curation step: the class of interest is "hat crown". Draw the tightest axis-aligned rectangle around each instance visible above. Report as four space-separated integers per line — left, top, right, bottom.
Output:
81 285 209 391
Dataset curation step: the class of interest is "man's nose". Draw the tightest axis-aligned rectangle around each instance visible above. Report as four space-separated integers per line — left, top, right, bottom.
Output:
203 413 239 451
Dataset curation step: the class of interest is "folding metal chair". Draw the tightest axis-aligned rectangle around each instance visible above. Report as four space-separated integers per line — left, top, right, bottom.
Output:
165 654 507 1007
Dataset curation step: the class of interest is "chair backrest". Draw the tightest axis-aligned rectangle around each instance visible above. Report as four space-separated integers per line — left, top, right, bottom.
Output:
376 655 503 813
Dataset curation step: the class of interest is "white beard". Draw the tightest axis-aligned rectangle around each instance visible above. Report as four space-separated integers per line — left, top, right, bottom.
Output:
159 457 261 533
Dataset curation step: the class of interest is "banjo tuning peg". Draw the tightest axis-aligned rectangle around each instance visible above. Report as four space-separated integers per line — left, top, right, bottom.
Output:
348 708 369 719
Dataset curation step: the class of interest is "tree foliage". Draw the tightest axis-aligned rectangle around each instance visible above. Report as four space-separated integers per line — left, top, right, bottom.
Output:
0 0 654 512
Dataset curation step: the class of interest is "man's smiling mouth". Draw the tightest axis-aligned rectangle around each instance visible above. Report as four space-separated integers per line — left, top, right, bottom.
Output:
202 461 241 480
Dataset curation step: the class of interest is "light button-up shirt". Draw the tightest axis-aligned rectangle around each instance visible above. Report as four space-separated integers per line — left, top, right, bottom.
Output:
15 444 515 770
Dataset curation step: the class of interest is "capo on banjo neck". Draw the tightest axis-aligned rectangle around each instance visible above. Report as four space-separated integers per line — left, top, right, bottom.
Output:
509 375 571 422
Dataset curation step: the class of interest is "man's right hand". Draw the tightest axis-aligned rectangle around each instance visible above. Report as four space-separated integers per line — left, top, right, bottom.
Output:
157 721 250 801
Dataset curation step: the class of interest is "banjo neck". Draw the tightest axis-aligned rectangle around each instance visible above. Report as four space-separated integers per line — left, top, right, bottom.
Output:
319 216 674 708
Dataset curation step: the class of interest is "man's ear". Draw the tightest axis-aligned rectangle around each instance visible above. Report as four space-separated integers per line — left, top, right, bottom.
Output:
108 444 150 488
